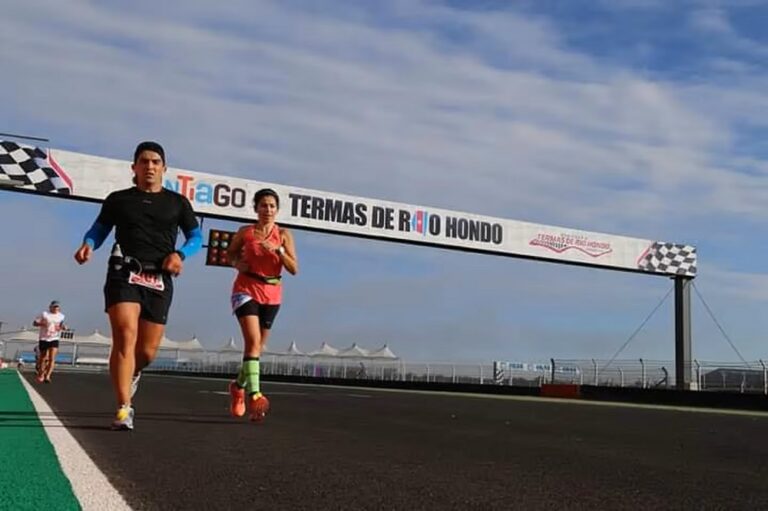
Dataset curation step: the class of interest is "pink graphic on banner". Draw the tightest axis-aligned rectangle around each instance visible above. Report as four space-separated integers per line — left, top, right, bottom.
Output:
529 232 612 258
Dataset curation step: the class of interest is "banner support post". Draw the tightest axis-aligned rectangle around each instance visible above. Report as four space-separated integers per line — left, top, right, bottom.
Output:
674 276 693 390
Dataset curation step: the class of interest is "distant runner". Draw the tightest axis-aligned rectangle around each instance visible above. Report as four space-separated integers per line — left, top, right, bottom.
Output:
33 300 66 383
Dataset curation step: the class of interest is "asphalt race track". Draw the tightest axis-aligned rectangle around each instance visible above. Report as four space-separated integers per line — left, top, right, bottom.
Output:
14 371 768 510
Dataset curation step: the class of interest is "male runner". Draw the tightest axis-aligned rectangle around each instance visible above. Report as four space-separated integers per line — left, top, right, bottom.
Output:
33 300 66 383
74 141 202 430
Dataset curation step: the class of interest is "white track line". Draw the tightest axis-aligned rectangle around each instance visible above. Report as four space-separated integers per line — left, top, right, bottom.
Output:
157 373 768 418
19 374 131 511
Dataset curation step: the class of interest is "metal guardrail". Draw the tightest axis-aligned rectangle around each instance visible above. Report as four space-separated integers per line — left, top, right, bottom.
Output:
3 339 767 394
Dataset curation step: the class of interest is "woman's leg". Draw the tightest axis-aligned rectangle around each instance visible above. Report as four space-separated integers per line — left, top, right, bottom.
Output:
237 314 263 395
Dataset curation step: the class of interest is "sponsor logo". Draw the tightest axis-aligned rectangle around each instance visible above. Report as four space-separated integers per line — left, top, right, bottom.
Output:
165 173 247 208
529 232 612 258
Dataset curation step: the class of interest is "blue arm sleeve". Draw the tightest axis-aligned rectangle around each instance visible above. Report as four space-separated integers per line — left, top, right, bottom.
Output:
83 221 111 250
177 227 203 260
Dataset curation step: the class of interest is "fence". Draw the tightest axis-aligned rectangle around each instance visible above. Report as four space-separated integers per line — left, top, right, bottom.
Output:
2 339 767 394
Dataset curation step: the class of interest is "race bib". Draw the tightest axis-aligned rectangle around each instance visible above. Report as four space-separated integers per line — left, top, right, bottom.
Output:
129 271 165 291
231 292 253 313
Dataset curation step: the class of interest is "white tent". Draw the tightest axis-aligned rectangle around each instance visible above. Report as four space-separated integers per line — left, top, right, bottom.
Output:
368 344 398 360
284 341 304 356
337 343 370 358
76 329 112 346
159 335 205 351
173 336 205 351
0 327 39 342
307 342 339 357
218 337 241 353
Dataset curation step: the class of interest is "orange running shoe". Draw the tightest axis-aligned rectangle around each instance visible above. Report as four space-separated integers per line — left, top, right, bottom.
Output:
228 381 246 417
35 374 44 384
249 393 270 423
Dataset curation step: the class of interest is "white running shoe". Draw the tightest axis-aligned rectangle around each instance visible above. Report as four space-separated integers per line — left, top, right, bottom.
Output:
111 405 135 431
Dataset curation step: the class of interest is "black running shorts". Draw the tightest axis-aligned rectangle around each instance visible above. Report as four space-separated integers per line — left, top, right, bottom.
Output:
103 268 174 325
38 340 60 351
234 301 281 329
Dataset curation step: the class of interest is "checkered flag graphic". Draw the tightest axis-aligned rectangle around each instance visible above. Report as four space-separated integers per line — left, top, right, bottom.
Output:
0 140 72 194
638 242 697 277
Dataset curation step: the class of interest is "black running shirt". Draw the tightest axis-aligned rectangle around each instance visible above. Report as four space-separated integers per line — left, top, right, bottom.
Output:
96 187 198 263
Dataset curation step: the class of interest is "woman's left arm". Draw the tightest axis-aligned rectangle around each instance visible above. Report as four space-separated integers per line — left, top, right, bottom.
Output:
279 228 299 275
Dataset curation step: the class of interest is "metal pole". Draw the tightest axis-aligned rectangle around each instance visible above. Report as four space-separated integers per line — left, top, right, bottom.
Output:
760 360 767 396
694 360 701 391
674 276 693 390
0 132 50 142
618 368 624 388
592 358 598 386
550 358 556 384
640 358 646 389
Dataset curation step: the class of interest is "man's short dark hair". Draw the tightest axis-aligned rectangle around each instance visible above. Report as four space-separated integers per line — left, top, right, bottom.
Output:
133 141 166 164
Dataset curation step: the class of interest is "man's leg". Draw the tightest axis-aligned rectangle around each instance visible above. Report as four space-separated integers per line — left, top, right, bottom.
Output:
131 283 172 398
107 303 141 407
37 347 49 382
130 319 164 398
135 319 165 373
44 347 58 381
35 350 42 377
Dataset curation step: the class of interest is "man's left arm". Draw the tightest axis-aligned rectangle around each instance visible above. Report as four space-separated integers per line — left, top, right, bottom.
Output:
163 197 202 274
176 228 202 260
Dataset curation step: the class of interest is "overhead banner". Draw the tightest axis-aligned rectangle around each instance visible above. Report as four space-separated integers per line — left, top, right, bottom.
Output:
0 139 696 277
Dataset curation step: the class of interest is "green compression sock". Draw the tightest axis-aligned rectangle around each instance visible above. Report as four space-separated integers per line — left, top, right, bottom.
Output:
236 364 247 388
243 358 260 395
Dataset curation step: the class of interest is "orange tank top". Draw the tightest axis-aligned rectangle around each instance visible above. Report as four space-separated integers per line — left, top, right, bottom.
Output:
232 224 283 305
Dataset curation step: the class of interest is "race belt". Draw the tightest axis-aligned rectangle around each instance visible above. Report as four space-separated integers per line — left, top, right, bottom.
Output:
243 271 282 285
110 254 166 291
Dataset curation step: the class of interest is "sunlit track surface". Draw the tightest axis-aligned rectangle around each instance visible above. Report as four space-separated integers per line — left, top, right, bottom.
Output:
22 371 768 510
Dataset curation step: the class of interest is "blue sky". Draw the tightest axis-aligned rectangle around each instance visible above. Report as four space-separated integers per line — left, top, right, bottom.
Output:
2 0 768 363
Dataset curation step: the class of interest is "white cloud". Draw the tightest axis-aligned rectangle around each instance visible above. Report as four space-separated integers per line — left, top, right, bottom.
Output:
689 8 733 35
2 0 768 362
